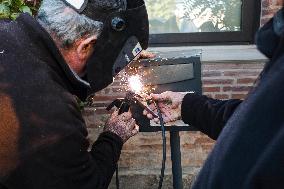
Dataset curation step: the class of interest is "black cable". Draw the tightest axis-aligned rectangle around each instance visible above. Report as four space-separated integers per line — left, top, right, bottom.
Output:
154 102 167 189
116 164 119 189
114 95 166 189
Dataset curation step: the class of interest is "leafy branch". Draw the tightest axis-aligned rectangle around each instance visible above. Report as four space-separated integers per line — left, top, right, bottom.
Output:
0 0 40 20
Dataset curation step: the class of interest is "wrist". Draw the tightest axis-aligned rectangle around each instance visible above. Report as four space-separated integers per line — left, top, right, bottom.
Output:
99 131 124 147
104 129 127 143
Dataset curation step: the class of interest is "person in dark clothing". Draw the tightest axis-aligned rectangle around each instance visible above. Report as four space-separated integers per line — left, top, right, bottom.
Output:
144 7 284 189
0 0 149 188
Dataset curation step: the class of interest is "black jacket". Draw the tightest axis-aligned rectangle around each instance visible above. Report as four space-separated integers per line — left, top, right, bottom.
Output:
0 14 122 189
181 15 284 188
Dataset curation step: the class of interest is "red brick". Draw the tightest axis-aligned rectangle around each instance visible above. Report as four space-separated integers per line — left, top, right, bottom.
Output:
203 63 264 70
232 94 247 99
224 71 260 77
237 78 256 84
202 71 222 77
194 137 214 144
94 109 109 115
112 87 127 93
203 79 234 85
82 108 95 116
203 93 213 98
93 103 110 108
203 87 221 92
215 94 230 99
86 123 100 129
200 144 215 150
182 143 196 149
223 86 253 92
93 96 124 101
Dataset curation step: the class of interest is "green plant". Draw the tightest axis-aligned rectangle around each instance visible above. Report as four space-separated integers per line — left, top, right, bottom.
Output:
0 0 39 20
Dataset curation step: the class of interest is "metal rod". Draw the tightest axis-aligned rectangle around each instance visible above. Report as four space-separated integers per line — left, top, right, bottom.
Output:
170 131 183 189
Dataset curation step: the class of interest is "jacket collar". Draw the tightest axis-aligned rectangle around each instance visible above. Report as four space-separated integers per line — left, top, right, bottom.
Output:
256 7 284 60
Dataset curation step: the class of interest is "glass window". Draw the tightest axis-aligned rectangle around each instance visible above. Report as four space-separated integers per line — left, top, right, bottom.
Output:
145 0 242 34
145 0 260 45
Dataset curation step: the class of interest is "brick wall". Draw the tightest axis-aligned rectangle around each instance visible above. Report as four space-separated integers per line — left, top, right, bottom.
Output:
202 63 264 99
82 1 281 188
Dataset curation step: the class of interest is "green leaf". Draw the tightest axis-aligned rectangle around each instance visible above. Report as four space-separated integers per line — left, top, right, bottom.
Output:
0 4 10 19
10 12 20 20
13 0 25 8
20 5 32 15
2 0 12 6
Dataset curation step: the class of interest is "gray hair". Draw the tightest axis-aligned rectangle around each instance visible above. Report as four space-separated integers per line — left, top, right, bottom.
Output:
37 0 104 48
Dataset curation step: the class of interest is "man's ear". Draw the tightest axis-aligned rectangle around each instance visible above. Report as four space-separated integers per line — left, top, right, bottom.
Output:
77 35 97 61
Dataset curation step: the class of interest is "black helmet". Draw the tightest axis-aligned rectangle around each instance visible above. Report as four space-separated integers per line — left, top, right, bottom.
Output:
63 0 149 93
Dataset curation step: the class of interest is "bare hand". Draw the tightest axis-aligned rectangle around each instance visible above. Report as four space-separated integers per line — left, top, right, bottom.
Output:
104 110 139 143
138 50 156 59
143 91 188 124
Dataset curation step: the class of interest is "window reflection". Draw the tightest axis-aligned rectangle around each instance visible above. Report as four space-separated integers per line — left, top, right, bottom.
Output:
145 0 242 34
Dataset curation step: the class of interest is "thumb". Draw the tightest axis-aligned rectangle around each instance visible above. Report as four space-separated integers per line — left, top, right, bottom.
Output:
151 93 170 102
171 101 180 109
131 125 139 137
150 93 161 101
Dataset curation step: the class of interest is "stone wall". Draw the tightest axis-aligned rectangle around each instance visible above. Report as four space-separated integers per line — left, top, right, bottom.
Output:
82 0 282 188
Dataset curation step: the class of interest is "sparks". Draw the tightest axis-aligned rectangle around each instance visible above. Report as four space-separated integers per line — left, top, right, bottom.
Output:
128 75 143 94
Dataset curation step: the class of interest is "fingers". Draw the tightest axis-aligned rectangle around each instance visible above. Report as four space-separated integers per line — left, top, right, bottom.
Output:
171 102 180 109
147 114 153 120
148 103 156 111
154 117 172 124
143 110 148 116
154 118 159 123
131 124 139 136
139 50 156 59
163 116 174 123
150 91 175 103
105 110 140 143
128 118 136 130
150 93 169 101
117 111 136 130
143 104 158 120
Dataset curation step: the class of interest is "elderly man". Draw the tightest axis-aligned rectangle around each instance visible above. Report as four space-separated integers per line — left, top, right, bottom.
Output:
145 6 284 189
0 0 149 188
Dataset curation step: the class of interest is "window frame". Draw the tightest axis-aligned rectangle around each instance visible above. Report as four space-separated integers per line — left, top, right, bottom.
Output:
148 0 261 46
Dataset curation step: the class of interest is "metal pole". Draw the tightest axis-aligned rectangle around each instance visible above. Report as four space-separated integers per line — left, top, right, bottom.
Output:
170 131 183 189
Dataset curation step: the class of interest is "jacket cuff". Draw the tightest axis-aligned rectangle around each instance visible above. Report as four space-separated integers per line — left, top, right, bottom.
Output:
181 93 203 125
97 131 124 150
